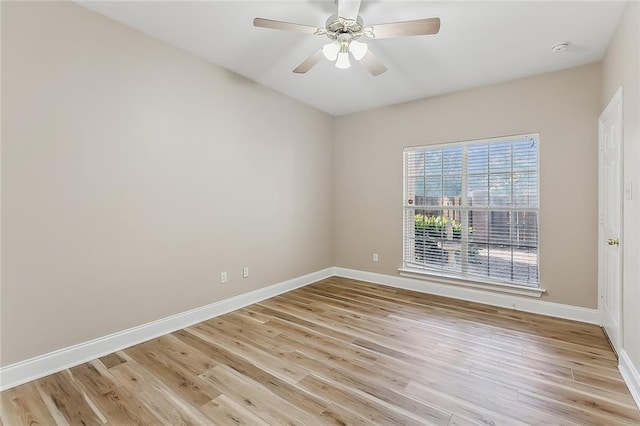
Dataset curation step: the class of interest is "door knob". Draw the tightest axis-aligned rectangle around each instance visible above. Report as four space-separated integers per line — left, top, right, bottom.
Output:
607 238 620 246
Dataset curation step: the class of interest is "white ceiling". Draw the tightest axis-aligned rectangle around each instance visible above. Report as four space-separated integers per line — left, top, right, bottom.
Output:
77 1 626 116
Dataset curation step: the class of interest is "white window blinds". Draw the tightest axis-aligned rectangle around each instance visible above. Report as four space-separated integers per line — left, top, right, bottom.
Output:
403 134 539 287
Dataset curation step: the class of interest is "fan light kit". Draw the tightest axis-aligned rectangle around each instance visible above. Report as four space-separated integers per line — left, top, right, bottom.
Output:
322 32 368 69
253 0 441 76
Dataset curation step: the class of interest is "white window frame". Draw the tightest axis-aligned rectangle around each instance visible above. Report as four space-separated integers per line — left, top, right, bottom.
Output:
399 133 545 297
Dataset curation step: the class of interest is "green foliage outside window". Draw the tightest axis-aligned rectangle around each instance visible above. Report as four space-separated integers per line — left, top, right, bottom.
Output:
414 214 477 263
414 214 463 239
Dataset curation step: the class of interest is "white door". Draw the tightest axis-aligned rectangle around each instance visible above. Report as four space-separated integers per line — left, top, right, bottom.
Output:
598 87 623 353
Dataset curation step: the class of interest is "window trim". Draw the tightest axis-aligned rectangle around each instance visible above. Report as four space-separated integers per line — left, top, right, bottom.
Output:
402 133 541 291
397 267 546 298
403 133 539 152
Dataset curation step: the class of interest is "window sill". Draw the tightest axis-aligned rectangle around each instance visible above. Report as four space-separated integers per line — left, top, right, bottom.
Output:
397 267 546 298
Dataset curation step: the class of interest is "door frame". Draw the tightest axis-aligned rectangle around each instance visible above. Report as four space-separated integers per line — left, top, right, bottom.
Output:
598 86 624 352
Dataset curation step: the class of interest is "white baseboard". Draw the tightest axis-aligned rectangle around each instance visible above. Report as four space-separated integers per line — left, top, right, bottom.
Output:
0 266 604 392
619 349 640 410
333 267 600 324
0 268 333 391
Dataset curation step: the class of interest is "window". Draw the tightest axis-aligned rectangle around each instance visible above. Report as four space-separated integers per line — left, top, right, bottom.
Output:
402 134 539 288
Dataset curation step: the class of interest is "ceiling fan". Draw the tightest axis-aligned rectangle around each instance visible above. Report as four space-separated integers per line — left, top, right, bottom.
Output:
253 0 441 76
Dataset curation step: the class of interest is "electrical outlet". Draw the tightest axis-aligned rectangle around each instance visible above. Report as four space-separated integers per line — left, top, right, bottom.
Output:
242 267 249 278
220 272 228 283
373 253 379 262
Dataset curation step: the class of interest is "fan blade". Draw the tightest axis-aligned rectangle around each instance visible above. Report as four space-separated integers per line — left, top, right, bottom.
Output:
253 18 323 35
368 17 441 39
293 49 325 74
359 50 387 76
337 0 362 21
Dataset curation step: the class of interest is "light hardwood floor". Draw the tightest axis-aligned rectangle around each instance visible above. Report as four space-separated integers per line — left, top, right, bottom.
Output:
2 277 639 425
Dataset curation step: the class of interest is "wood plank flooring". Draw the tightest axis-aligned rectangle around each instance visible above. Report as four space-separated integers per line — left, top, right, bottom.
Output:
2 277 639 425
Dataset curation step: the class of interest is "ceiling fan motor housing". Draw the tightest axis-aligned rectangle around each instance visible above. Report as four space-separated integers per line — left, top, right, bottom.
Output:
325 14 365 42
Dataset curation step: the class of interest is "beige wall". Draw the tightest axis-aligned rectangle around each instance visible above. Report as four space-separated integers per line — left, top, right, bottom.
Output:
602 0 640 377
0 2 334 366
334 63 602 308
